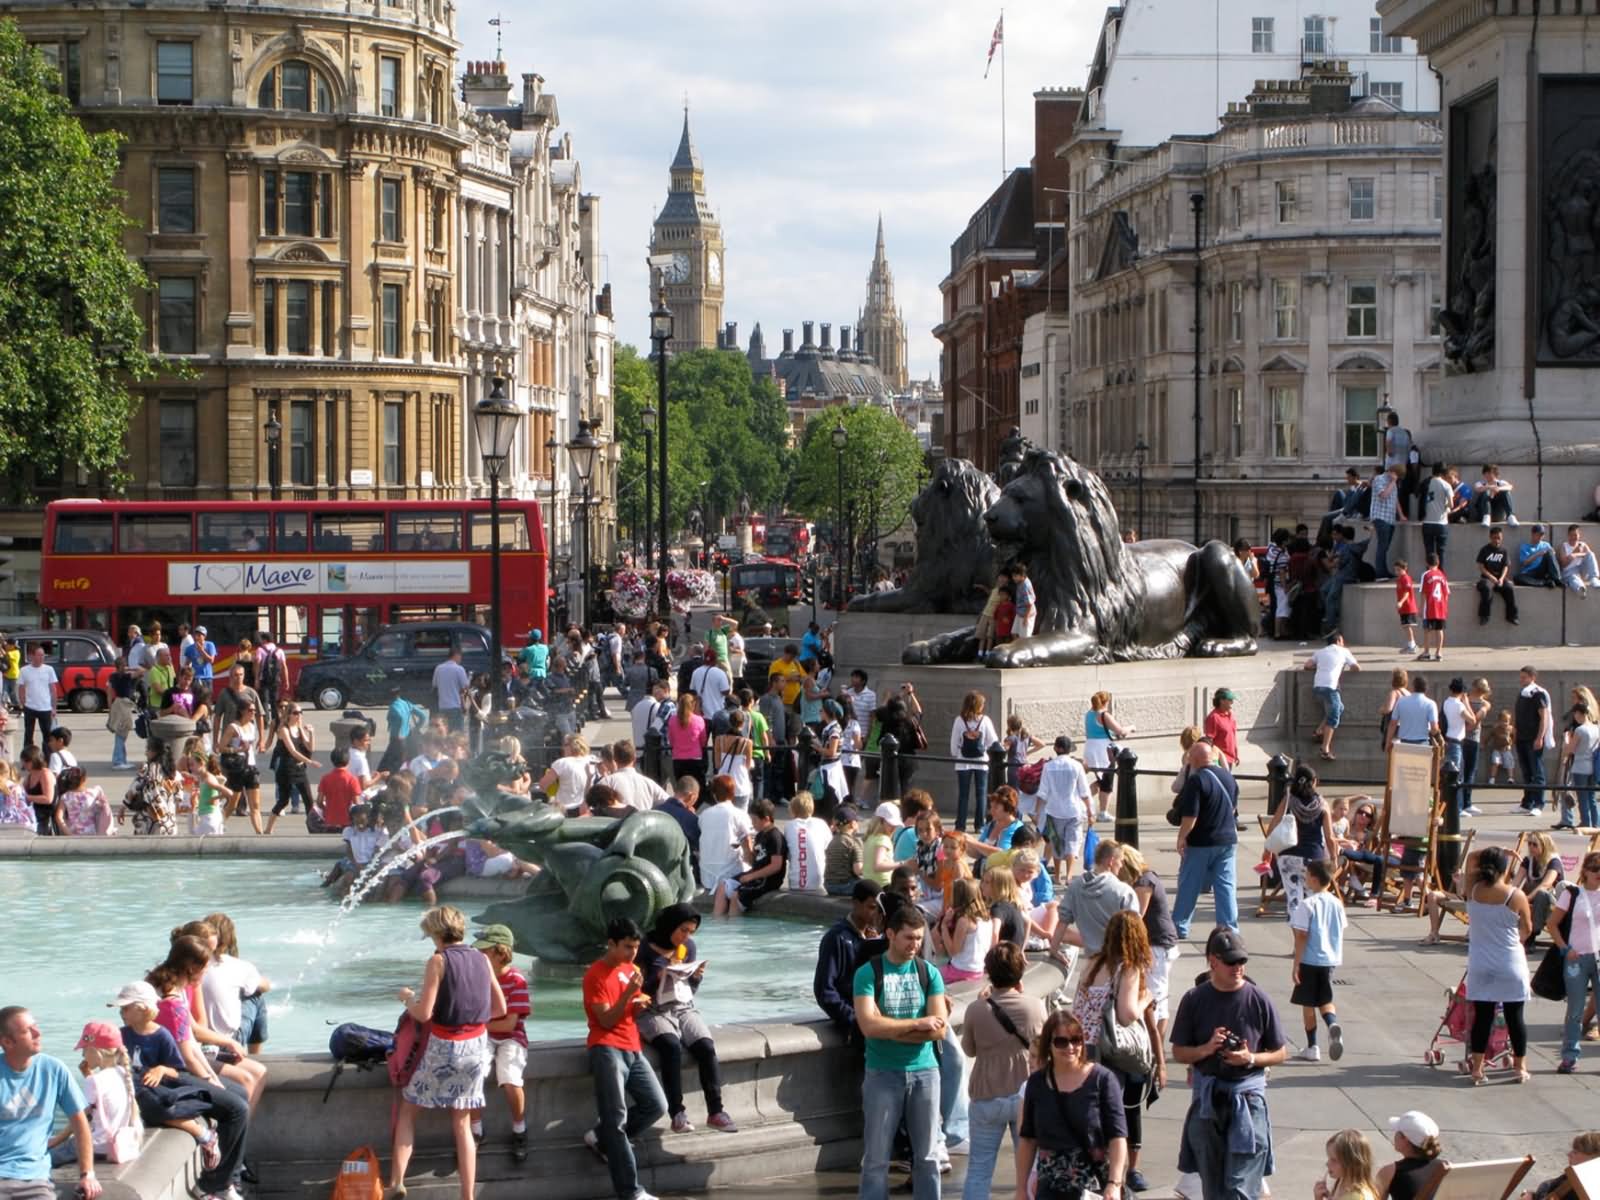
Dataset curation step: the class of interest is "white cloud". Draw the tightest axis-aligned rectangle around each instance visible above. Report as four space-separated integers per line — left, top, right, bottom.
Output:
459 0 1103 378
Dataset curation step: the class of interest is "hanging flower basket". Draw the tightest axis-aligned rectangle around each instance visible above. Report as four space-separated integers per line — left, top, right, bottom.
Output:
605 568 718 616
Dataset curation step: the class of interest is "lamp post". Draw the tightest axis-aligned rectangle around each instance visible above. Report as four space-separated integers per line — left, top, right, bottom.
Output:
473 375 519 710
1133 438 1149 540
641 404 656 578
831 420 848 608
567 418 600 628
1189 190 1205 543
1375 394 1394 475
649 294 674 621
263 409 282 502
543 434 560 589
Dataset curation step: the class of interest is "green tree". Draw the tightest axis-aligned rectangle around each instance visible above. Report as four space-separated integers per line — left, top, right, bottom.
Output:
0 20 163 486
789 405 924 576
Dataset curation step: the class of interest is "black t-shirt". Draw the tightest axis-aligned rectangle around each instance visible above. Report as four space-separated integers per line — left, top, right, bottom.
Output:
1177 766 1238 848
1477 544 1510 578
743 826 786 896
1170 980 1285 1081
1018 1065 1127 1154
992 900 1026 947
1515 686 1549 741
1137 869 1179 949
121 1024 184 1075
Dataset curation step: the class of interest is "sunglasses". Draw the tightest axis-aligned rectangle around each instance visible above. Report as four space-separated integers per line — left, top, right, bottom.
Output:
1051 1036 1085 1049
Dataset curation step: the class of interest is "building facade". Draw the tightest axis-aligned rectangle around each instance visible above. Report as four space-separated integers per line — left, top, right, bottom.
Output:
858 217 909 392
1061 64 1443 542
649 111 723 353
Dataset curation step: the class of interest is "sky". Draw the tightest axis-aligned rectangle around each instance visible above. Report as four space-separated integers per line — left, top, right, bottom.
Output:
457 0 1103 379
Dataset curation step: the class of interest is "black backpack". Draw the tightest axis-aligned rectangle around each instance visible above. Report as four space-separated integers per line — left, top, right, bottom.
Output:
258 649 282 693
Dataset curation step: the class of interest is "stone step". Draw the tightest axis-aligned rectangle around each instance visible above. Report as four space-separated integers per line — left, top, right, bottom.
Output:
1334 575 1595 647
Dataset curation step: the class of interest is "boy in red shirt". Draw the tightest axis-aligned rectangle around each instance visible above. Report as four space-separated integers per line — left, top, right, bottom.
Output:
582 918 667 1200
312 746 359 832
1393 557 1420 656
470 925 531 1160
1420 551 1451 662
992 582 1017 643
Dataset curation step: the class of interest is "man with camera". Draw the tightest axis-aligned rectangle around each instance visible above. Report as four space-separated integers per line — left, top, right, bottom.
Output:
1170 928 1287 1200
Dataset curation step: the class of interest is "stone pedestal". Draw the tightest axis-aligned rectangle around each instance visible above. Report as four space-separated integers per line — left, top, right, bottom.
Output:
329 717 370 752
1381 0 1600 519
147 715 197 755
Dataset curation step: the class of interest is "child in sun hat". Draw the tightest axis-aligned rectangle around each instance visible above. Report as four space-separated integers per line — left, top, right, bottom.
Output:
46 1021 143 1167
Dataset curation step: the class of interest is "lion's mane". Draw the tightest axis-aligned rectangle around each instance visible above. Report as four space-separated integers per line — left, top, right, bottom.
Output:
851 458 998 614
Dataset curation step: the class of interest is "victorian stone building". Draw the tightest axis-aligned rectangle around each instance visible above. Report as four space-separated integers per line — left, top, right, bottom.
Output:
0 1 613 602
1061 62 1443 542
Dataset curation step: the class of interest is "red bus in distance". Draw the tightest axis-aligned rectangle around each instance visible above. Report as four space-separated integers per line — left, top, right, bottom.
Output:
39 498 547 691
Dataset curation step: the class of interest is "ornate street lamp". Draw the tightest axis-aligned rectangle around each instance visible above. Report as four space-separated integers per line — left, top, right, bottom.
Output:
649 295 674 621
831 420 848 608
641 404 657 571
473 375 518 708
263 409 282 502
567 418 600 628
1134 438 1150 541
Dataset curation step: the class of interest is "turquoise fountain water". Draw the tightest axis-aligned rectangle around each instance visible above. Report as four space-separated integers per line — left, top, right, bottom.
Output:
1 857 826 1056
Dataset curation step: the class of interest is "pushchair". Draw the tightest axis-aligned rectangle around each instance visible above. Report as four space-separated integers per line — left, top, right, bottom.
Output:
1424 976 1514 1074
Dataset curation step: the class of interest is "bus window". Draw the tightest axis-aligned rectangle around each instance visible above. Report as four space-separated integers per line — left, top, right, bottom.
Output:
116 607 191 649
390 605 466 623
273 513 309 552
393 511 462 551
469 512 529 551
119 515 192 553
54 514 113 553
411 627 452 662
198 513 265 553
314 514 385 553
196 607 265 649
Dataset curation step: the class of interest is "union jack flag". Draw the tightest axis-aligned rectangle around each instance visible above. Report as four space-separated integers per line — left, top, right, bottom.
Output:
984 14 1004 79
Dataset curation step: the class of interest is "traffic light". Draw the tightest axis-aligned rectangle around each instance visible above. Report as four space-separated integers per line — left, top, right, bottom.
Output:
0 538 13 611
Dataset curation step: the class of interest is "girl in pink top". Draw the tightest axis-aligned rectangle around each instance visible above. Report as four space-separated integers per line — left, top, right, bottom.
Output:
56 766 114 835
667 692 709 788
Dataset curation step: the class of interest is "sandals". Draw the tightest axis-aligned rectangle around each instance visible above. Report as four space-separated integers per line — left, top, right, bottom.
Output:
1419 934 1441 946
1468 1072 1487 1086
1516 1069 1532 1084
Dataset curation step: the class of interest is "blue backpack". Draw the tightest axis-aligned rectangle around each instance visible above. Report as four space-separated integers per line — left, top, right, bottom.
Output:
323 1023 395 1102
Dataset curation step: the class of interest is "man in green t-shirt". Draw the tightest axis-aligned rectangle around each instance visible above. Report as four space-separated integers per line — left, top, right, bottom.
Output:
740 687 769 802
852 905 947 1200
707 613 737 671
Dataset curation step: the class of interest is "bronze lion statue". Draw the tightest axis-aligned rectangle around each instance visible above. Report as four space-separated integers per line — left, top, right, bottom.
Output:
848 457 999 614
904 449 1259 667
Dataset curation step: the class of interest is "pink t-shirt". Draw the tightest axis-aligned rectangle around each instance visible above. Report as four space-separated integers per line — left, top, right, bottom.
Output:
59 786 110 835
666 713 707 761
1557 887 1600 956
155 992 193 1045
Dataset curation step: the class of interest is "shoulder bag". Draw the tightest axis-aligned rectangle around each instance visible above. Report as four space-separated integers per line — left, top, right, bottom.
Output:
985 996 1032 1050
1533 884 1585 1001
1096 967 1155 1077
1264 811 1298 856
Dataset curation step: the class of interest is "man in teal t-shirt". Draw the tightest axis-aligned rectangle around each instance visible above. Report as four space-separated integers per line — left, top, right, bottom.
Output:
852 907 947 1200
0 1005 100 1198
518 629 549 680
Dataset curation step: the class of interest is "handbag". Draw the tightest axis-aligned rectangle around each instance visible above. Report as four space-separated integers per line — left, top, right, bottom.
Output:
909 719 929 753
1096 968 1155 1077
1037 1066 1108 1199
1533 884 1583 1002
1264 813 1298 856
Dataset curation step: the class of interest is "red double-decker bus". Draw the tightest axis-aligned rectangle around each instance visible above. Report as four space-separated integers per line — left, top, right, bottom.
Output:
39 498 547 686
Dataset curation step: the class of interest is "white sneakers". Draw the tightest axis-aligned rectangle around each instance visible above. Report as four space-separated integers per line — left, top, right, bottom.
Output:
1295 1044 1321 1062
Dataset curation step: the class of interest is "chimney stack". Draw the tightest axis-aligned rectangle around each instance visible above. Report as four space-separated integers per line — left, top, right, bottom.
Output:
782 329 795 355
802 321 814 347
821 323 833 351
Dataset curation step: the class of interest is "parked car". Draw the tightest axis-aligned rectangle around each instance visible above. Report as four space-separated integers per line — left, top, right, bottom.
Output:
8 630 119 713
295 621 494 711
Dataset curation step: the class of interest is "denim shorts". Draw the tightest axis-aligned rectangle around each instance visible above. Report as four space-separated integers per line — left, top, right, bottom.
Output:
1314 686 1344 728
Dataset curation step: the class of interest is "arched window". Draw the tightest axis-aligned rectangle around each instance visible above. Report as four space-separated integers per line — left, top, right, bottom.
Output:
257 60 333 112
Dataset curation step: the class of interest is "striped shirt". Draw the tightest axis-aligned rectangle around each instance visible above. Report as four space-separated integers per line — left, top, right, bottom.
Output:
495 967 530 1048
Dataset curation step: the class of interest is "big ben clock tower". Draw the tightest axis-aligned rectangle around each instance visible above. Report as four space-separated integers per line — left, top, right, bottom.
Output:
649 108 724 353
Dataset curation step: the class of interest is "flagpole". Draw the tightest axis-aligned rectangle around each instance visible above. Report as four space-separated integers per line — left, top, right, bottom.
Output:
1000 7 1007 177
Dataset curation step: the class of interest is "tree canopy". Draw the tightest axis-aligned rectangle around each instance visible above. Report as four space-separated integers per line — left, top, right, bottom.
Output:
789 403 925 569
613 345 792 544
0 20 163 487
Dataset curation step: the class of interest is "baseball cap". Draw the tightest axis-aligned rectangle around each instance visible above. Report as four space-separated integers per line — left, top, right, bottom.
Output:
1205 927 1249 965
75 1021 122 1052
528 629 543 642
473 924 515 951
111 981 160 1010
1215 688 1237 702
193 625 207 636
1387 1111 1440 1147
836 804 861 824
874 801 904 828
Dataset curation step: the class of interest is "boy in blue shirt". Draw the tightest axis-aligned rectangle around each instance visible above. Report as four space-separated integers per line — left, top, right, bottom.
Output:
1290 860 1347 1063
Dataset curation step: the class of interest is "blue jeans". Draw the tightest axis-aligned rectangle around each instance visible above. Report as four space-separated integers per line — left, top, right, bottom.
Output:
1183 1087 1272 1200
1442 738 1463 780
1313 686 1343 728
961 1093 1019 1200
588 1045 668 1200
1373 519 1395 578
111 732 129 769
1578 775 1600 829
1173 843 1239 938
861 1067 941 1200
1563 951 1600 1061
939 1026 968 1146
1517 740 1548 810
955 768 987 833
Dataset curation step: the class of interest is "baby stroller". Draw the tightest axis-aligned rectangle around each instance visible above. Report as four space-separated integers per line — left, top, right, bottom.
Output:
1424 976 1514 1073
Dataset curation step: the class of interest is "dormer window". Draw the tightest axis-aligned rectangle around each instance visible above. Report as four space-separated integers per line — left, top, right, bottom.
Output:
257 60 333 113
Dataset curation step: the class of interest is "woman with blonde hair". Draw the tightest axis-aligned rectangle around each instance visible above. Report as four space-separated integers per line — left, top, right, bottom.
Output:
1316 1129 1381 1200
390 905 506 1200
1085 691 1134 823
933 877 996 983
1116 845 1180 1052
949 690 998 833
981 862 1043 947
1520 830 1566 934
1073 909 1160 1192
1380 667 1409 749
536 733 593 813
667 692 708 788
1168 725 1207 797
861 814 912 886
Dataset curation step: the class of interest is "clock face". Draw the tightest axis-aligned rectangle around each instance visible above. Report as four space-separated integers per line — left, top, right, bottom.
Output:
667 252 691 284
708 252 722 285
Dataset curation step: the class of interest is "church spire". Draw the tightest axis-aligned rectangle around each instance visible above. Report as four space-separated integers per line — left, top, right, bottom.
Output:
874 213 886 265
